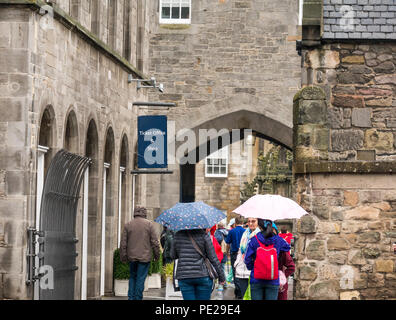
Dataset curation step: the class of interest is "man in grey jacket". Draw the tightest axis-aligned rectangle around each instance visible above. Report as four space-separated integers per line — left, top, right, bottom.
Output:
120 206 160 300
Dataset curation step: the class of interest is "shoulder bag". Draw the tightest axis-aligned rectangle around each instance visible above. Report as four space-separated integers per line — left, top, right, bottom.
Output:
188 233 219 280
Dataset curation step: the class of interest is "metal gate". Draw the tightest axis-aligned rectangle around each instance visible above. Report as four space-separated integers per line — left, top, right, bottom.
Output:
36 150 90 300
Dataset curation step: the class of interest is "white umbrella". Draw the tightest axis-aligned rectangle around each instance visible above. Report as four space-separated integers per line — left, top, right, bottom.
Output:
233 194 308 221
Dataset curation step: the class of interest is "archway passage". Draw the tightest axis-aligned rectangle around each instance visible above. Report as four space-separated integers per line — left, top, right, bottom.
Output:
38 150 90 300
176 109 293 206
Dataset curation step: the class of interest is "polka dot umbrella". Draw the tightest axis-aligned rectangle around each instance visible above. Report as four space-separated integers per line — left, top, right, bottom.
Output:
155 201 226 232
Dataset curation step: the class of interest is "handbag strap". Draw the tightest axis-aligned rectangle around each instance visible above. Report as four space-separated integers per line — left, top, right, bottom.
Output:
188 233 205 258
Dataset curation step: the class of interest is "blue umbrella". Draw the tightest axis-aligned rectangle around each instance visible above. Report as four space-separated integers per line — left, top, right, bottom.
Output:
155 201 226 232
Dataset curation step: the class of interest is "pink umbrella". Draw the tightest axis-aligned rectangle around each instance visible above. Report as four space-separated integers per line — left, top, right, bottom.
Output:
233 194 308 221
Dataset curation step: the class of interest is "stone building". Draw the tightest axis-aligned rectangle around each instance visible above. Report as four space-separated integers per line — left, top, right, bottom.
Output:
145 0 302 218
0 0 303 300
0 0 155 299
294 0 396 299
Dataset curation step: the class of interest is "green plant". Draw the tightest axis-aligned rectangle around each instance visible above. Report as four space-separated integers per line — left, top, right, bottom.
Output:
148 252 163 276
162 261 174 280
113 249 130 280
113 249 163 278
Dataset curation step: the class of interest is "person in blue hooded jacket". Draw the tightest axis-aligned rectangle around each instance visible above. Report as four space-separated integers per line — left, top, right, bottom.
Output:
244 218 290 300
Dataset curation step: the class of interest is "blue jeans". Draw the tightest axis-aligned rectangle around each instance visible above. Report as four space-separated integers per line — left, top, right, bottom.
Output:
128 261 150 300
178 277 213 300
250 283 279 300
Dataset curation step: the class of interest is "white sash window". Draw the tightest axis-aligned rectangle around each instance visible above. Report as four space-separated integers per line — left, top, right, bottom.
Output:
160 0 191 24
205 146 228 178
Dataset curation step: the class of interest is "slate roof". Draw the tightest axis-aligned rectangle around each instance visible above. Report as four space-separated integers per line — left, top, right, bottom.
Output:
323 0 396 39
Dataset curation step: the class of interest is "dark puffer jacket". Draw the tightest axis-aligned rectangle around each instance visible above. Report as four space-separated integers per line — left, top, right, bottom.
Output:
170 229 226 283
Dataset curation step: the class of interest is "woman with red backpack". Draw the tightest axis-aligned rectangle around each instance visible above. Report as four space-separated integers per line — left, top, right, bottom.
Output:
244 219 290 300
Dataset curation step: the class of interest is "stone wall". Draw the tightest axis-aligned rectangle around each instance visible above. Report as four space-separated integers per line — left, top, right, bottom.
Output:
0 3 151 299
294 82 396 299
52 0 142 68
146 0 301 213
302 42 396 162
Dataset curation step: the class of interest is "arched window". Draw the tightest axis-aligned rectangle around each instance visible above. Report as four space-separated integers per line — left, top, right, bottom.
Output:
64 110 79 154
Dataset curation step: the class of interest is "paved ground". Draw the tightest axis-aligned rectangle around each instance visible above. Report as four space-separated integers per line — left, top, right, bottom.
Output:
102 278 294 301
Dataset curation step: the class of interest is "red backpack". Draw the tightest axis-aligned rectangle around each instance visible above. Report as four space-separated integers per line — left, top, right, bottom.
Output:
253 235 279 281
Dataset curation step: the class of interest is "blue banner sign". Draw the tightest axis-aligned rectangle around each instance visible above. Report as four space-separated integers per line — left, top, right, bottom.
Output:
137 115 168 169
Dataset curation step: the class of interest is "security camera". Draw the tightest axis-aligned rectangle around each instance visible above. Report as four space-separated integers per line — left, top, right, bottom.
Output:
127 74 133 83
158 83 164 93
39 7 49 15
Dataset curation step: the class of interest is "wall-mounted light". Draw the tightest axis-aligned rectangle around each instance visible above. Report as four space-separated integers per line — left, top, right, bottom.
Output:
246 133 256 146
128 75 164 93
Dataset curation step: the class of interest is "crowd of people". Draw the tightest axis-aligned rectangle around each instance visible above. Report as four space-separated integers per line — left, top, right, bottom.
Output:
120 206 295 301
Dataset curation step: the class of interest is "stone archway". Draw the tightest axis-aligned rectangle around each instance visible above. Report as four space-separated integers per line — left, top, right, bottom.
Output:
156 108 294 213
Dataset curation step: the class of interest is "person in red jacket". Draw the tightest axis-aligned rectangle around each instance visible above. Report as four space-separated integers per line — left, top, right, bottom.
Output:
279 226 293 245
277 250 295 300
209 225 224 263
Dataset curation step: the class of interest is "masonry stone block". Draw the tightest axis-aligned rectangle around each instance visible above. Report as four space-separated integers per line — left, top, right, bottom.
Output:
345 205 380 220
375 260 394 273
358 231 381 243
308 280 339 300
298 215 317 234
0 98 24 122
327 236 350 250
306 240 326 260
364 128 394 151
328 107 344 129
352 108 372 127
344 190 359 206
331 129 364 151
3 274 26 300
342 55 366 64
0 49 29 73
298 100 327 124
349 250 367 265
298 265 318 281
329 251 348 264
6 122 26 148
356 150 376 161
332 95 364 108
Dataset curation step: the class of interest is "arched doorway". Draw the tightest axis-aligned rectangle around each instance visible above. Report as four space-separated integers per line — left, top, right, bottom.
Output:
63 109 84 299
38 150 90 300
35 106 57 300
101 126 115 296
84 119 99 299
